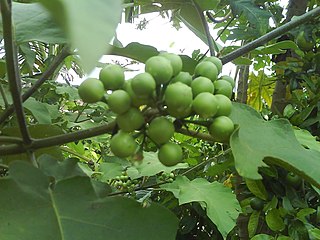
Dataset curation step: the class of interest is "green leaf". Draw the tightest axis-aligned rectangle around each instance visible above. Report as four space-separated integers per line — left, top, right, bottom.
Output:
266 208 285 232
127 152 188 180
38 155 87 181
248 211 260 238
251 234 274 240
232 56 252 65
39 0 122 73
245 179 268 200
206 158 234 176
229 0 271 35
293 127 320 152
229 103 320 189
109 42 197 74
0 161 179 240
310 228 320 239
255 41 299 55
288 220 309 240
162 176 241 238
296 208 316 223
0 2 66 44
177 5 210 45
195 0 220 10
23 97 52 124
99 162 124 181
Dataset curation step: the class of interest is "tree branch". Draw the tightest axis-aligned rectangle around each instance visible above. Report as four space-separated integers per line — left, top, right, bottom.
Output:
0 0 32 144
0 45 70 125
220 6 320 64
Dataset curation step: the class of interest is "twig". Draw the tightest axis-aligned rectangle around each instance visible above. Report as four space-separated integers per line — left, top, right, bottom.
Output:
0 0 32 144
0 120 117 155
0 45 70 125
60 146 93 163
0 83 9 107
220 6 320 64
181 148 232 176
175 127 215 141
192 0 216 56
0 136 23 144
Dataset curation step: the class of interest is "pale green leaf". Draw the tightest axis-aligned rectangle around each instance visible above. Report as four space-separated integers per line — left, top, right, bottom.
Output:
0 2 67 44
162 176 241 238
40 0 122 73
127 151 188 180
293 127 320 152
230 103 320 189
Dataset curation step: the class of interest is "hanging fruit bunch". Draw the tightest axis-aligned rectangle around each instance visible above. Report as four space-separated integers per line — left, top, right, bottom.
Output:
78 53 235 167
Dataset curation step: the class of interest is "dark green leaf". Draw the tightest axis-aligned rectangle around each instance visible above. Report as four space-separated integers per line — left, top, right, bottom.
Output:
23 97 52 124
266 208 285 232
248 211 260 238
0 161 179 240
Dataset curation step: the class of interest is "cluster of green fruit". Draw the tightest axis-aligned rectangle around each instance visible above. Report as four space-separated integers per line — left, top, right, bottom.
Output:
78 52 235 167
111 172 138 191
158 172 175 183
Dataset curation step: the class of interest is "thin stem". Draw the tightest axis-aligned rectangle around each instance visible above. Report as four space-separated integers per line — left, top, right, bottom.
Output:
60 146 93 163
0 83 9 107
1 0 32 144
181 148 232 176
175 127 215 141
0 45 70 125
220 6 320 64
74 103 88 123
192 0 216 56
0 136 23 143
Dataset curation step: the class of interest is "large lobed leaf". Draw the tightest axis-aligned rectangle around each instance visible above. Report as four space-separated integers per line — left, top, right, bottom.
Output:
162 176 241 239
229 103 320 188
0 161 179 240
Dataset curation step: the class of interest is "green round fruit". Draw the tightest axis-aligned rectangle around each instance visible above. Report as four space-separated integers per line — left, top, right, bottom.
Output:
250 197 264 211
208 116 234 142
147 117 175 145
167 105 192 119
296 31 314 51
192 92 218 118
116 108 145 132
145 56 173 84
171 72 192 86
159 52 183 76
215 94 232 116
107 90 131 114
131 72 156 96
214 80 233 99
219 75 235 88
285 172 302 189
110 131 137 158
204 56 222 73
194 61 218 82
165 82 193 110
99 64 125 90
78 78 105 103
191 76 214 97
124 80 151 107
158 142 182 166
